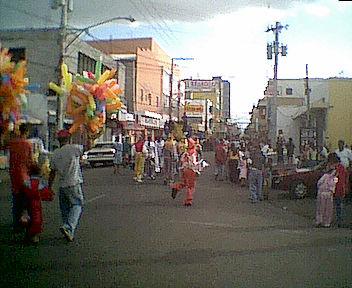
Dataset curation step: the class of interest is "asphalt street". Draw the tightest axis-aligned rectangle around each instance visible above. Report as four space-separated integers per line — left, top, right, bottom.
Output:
1 151 352 288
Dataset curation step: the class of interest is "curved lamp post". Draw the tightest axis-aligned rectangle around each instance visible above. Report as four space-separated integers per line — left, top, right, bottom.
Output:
64 16 136 51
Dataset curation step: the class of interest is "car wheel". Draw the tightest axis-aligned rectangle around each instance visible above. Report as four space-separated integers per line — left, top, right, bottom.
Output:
290 181 308 199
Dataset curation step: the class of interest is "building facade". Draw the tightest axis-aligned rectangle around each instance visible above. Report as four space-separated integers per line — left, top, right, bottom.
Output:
86 38 183 139
248 77 352 156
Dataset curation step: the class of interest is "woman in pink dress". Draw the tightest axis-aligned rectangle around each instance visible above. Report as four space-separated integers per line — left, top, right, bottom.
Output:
315 153 339 228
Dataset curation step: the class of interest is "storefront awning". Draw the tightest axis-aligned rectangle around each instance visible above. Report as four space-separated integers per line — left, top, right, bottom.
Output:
18 115 42 125
120 121 144 131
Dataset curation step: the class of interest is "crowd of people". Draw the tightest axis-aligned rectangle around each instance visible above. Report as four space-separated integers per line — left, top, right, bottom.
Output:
4 123 352 244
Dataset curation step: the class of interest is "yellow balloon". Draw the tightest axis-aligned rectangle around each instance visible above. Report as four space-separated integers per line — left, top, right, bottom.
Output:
49 82 63 95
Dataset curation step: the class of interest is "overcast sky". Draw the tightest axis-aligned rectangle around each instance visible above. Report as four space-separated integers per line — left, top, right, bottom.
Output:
1 0 351 121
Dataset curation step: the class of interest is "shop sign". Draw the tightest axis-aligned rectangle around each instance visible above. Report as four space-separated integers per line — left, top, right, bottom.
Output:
141 116 160 128
184 104 204 113
185 80 217 90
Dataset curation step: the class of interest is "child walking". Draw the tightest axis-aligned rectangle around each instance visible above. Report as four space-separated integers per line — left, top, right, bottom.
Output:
23 164 54 243
315 153 339 228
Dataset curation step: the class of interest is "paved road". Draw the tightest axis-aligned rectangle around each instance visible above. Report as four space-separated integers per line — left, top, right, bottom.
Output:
1 152 351 288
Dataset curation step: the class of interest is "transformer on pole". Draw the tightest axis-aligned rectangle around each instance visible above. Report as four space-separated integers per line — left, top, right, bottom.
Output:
265 22 288 148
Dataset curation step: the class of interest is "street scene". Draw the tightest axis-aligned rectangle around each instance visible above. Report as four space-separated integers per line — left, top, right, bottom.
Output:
1 152 351 288
1 1 352 287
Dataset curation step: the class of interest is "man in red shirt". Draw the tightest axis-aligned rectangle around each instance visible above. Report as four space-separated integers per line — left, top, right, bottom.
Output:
214 139 227 181
7 123 33 231
131 136 147 183
334 153 348 227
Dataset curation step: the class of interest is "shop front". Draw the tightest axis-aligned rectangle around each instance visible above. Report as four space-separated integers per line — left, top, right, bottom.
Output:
136 111 163 140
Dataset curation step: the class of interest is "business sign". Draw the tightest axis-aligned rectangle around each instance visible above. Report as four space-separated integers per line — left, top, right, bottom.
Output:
140 116 160 128
192 91 217 107
184 80 217 90
184 104 204 113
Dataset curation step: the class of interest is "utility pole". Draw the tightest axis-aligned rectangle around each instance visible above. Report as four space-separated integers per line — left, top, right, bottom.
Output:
169 57 194 122
57 0 69 131
266 21 288 148
169 58 174 122
305 64 311 127
204 98 208 134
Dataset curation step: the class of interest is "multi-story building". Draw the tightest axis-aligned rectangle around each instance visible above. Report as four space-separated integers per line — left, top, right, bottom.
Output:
183 76 230 137
86 38 182 138
326 78 352 150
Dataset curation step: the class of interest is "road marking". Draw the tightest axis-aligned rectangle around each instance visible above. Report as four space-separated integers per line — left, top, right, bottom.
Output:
86 194 106 203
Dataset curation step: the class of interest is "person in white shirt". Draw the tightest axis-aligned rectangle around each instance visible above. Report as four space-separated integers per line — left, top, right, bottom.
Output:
335 140 352 168
49 129 88 242
144 137 157 180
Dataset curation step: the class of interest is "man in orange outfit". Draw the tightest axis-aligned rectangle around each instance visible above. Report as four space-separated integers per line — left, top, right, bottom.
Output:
171 137 200 206
7 123 33 231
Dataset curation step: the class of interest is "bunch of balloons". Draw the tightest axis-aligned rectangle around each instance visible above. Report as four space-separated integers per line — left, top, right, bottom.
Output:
0 48 29 137
49 60 122 140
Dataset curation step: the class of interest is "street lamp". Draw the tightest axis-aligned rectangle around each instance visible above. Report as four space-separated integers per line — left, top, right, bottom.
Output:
169 57 193 122
56 0 135 130
64 16 136 51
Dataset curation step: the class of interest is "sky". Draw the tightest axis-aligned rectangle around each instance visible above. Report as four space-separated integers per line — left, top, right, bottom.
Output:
1 0 352 122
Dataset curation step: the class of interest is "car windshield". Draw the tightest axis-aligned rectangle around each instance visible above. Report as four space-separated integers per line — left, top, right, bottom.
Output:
93 143 114 149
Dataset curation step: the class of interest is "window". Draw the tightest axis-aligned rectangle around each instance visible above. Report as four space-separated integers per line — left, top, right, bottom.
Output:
140 89 144 102
286 88 293 95
78 52 96 75
185 91 192 100
156 96 159 107
148 93 152 105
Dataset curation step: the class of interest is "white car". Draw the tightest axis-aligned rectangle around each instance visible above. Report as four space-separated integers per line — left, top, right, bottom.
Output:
83 142 116 167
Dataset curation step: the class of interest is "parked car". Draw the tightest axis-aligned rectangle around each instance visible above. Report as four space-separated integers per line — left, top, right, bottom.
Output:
83 142 116 167
271 162 327 199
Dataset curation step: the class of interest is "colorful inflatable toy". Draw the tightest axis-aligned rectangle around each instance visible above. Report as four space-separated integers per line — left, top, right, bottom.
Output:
0 48 31 138
49 60 122 140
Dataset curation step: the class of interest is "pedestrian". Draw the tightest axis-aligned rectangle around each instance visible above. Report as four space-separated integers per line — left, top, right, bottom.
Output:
315 153 340 228
23 164 54 243
163 135 175 185
113 139 123 175
247 144 265 203
155 137 164 172
319 144 328 161
214 139 227 181
171 137 201 206
228 144 239 183
49 129 87 242
335 140 352 169
238 145 248 187
335 139 352 194
334 153 349 227
286 137 295 164
144 136 156 180
7 123 33 232
131 135 147 183
276 133 285 164
122 136 132 169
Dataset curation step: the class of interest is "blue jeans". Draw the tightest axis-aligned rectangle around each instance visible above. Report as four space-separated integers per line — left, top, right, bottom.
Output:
215 164 225 180
334 196 343 225
59 184 84 237
248 169 263 201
